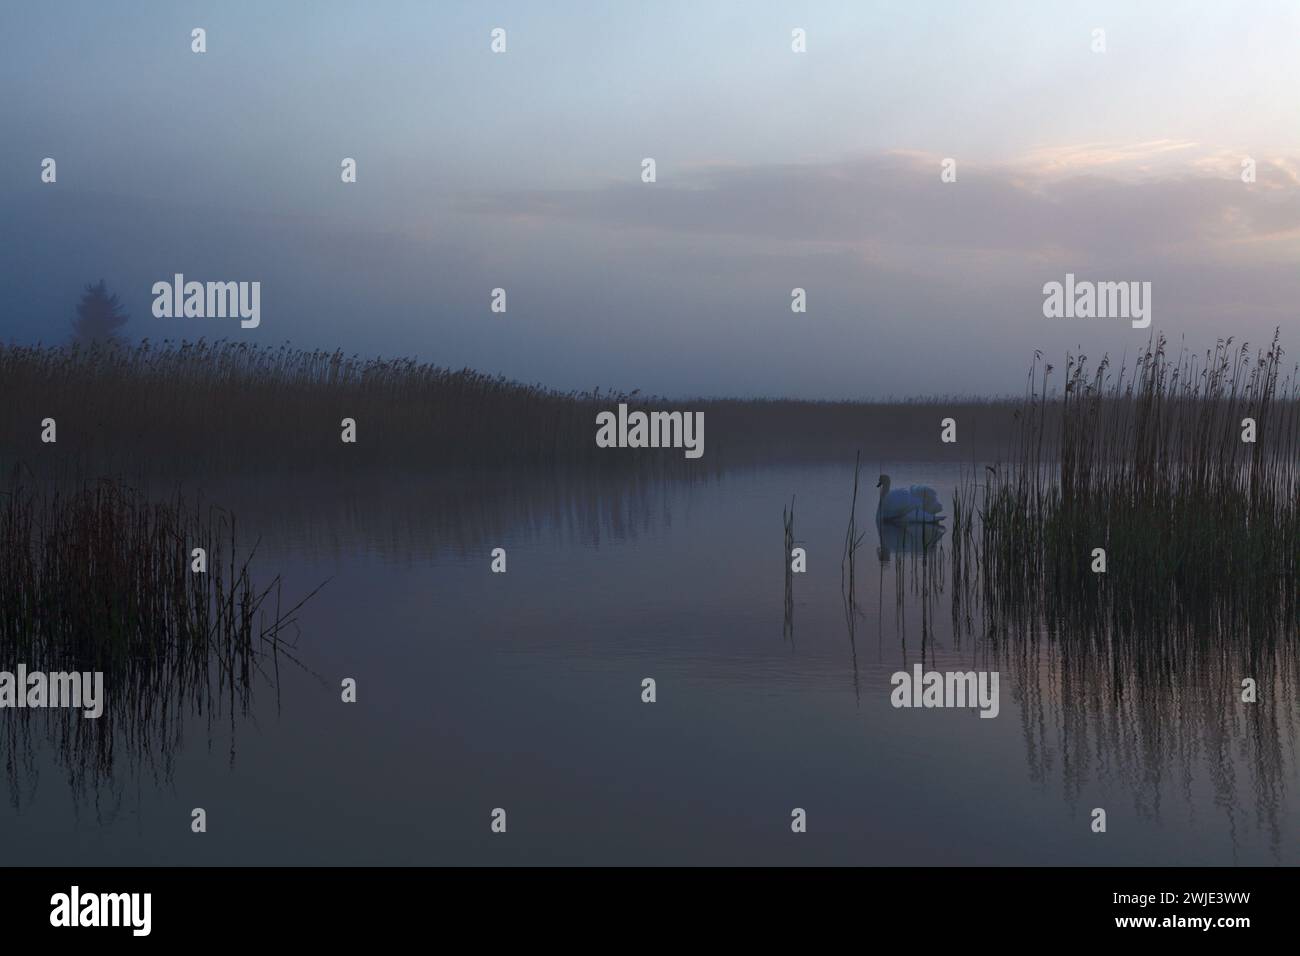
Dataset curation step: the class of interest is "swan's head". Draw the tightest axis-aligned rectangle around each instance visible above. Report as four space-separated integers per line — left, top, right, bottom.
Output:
876 474 890 492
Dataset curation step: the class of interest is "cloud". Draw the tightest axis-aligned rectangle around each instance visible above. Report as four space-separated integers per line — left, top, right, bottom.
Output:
460 148 1300 268
1021 140 1203 177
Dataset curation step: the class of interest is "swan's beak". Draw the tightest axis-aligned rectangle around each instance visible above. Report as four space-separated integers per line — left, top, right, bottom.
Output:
875 478 882 488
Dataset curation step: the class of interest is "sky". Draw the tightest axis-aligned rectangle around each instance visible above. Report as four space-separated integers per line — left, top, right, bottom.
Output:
3 1 1299 398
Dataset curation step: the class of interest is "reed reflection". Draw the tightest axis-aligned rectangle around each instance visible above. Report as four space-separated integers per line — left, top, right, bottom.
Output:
0 472 319 813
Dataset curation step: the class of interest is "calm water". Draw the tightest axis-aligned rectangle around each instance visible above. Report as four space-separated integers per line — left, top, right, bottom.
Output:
2 462 1296 865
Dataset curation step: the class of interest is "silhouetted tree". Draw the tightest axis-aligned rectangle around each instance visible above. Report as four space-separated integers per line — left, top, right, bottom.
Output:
71 279 129 344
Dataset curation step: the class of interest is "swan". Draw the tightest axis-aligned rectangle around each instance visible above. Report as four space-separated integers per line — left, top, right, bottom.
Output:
875 475 944 524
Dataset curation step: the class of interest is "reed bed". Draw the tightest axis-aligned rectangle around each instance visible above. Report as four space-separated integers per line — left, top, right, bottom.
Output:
852 335 1298 845
0 470 319 805
956 331 1299 641
0 339 1025 477
0 339 646 472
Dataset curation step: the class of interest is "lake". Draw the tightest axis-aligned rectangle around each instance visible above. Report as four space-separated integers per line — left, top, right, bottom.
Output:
1 461 1295 865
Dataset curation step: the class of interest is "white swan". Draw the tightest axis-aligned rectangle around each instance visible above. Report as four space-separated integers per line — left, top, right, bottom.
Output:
875 475 944 524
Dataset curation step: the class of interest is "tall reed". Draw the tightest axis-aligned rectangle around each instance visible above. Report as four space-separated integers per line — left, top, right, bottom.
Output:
0 470 321 805
969 331 1299 637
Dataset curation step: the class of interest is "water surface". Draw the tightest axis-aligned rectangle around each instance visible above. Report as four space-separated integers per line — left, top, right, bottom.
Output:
2 462 1295 865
